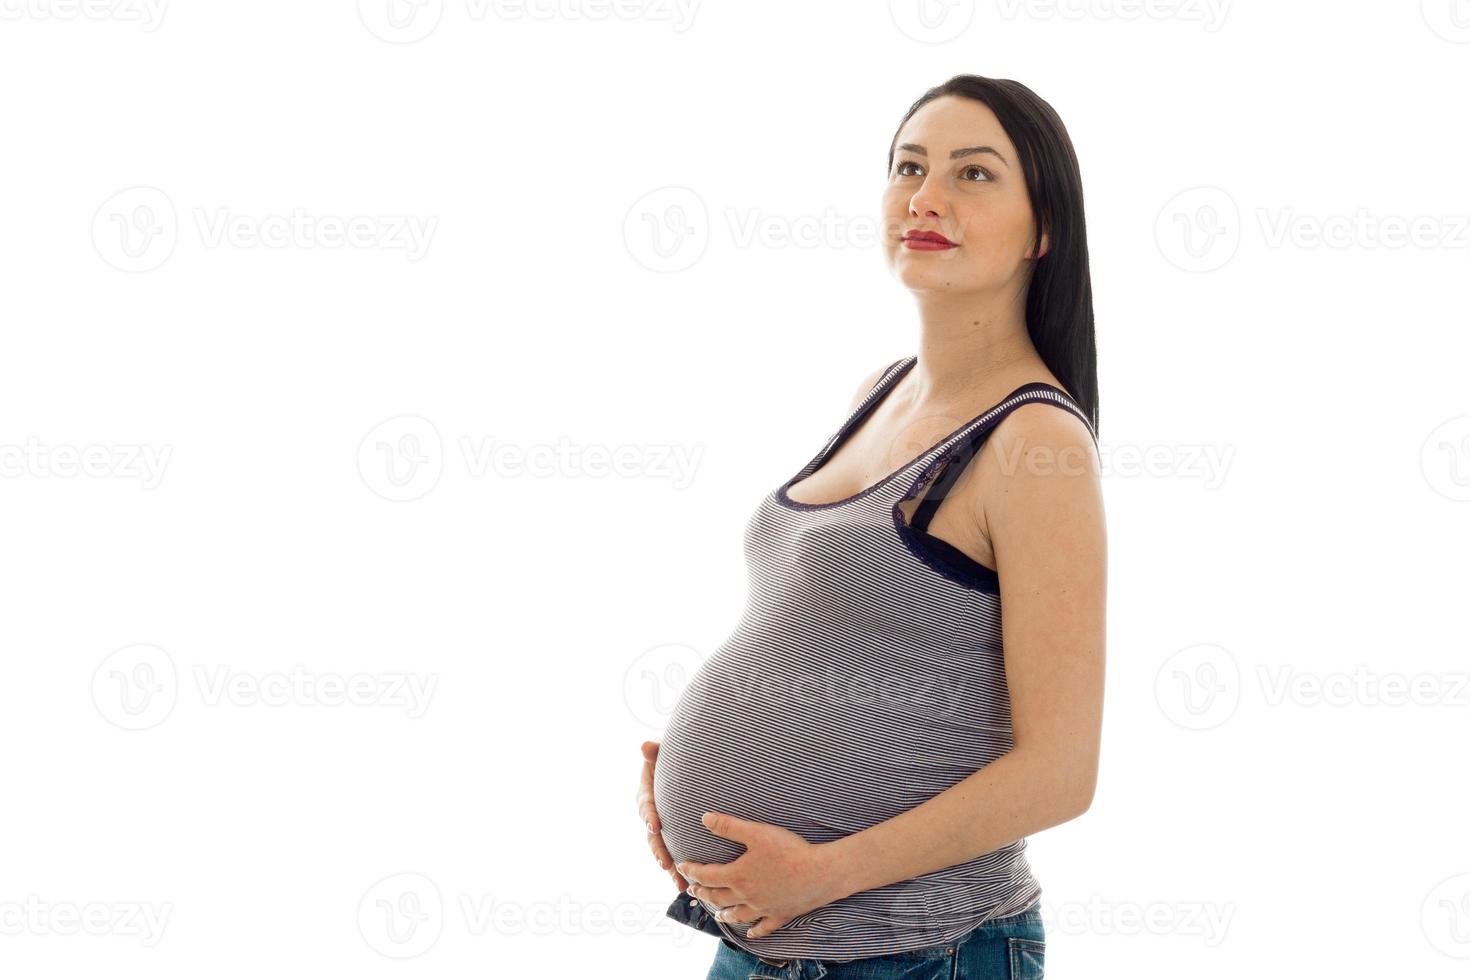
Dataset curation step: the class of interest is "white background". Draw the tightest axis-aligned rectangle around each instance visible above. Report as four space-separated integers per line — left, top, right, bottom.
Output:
3 1 1469 977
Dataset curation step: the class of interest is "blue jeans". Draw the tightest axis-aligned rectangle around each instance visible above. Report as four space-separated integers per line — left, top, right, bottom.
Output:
700 901 1046 979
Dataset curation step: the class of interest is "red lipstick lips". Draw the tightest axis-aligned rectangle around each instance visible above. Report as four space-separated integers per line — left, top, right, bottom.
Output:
902 229 957 250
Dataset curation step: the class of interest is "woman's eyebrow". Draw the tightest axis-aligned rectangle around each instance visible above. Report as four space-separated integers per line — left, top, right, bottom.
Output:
897 142 1009 166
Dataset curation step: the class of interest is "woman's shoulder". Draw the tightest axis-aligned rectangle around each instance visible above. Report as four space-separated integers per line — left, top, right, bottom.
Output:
843 355 911 413
991 383 1097 454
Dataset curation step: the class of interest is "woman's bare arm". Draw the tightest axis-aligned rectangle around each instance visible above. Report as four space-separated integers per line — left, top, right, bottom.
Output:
815 404 1106 901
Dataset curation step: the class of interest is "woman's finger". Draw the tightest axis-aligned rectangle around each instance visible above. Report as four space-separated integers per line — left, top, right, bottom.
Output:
639 741 686 891
640 744 663 834
688 884 739 906
747 916 788 940
714 904 763 925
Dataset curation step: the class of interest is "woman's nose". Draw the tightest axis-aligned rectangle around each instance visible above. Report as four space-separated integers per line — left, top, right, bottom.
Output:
909 187 946 219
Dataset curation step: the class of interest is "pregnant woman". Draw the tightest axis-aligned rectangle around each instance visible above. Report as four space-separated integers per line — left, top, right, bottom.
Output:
635 74 1106 978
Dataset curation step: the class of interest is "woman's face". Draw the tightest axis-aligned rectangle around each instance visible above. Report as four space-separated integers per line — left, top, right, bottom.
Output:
882 95 1046 297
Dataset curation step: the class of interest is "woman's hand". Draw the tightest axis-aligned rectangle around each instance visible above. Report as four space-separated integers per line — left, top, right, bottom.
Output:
676 811 846 940
637 741 688 892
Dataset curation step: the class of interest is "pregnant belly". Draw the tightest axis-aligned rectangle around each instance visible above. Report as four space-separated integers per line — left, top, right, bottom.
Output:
653 645 1004 868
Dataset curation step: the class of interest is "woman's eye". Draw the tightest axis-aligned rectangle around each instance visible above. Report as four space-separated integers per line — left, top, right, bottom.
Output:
896 160 992 182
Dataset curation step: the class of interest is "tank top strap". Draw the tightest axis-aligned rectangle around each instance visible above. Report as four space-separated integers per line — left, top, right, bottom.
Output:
898 381 1096 528
809 354 917 464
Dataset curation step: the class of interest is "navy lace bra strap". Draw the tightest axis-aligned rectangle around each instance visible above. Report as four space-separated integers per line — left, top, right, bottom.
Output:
910 436 980 532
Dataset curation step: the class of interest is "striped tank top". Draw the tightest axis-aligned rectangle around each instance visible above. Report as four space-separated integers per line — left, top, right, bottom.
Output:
656 354 1095 962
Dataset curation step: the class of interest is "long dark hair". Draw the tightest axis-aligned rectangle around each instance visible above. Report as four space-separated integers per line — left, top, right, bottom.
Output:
888 75 1099 435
